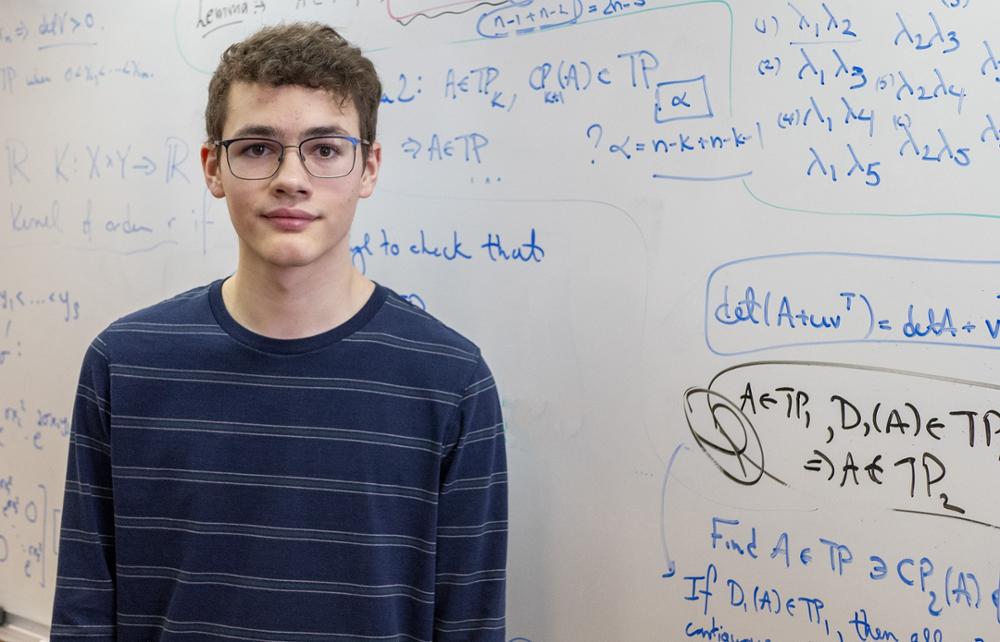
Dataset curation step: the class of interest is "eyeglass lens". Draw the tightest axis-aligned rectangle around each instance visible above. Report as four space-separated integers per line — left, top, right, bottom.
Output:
226 137 358 179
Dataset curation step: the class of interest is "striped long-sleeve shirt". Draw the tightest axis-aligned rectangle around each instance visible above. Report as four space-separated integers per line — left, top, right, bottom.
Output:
51 280 507 641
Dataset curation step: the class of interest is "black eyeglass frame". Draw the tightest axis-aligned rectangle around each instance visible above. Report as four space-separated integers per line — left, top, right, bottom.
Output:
213 135 371 180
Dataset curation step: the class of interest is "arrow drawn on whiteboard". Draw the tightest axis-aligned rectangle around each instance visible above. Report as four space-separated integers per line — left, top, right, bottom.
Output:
401 137 421 159
660 442 689 579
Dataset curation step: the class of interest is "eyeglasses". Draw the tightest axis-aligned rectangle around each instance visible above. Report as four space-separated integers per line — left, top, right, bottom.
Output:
214 135 369 180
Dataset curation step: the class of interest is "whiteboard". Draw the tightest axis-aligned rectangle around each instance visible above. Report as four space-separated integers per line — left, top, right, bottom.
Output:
2 0 1000 639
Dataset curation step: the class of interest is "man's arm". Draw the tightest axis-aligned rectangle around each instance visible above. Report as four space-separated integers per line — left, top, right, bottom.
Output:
434 356 508 641
50 335 117 641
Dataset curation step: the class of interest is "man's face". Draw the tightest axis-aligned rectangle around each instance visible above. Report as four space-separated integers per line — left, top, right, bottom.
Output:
201 81 381 274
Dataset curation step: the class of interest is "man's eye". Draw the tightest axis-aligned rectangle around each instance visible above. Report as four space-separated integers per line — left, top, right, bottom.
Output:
315 145 338 157
233 141 276 158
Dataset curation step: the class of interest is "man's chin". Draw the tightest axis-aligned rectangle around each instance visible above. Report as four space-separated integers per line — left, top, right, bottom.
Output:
266 254 320 269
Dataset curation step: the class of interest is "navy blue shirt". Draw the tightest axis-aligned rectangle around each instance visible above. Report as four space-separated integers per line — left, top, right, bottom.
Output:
51 280 507 641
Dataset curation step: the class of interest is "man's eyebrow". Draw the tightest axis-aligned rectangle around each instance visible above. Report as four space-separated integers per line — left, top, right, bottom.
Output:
227 125 356 140
301 125 354 138
229 124 281 139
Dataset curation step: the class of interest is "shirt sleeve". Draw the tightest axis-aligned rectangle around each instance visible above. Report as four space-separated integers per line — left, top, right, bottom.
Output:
50 334 117 641
434 355 508 641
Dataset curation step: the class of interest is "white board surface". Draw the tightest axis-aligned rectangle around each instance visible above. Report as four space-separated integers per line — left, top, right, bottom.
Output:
2 1 1000 640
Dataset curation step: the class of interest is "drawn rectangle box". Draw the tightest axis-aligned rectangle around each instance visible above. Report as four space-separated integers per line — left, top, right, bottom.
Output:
654 75 713 124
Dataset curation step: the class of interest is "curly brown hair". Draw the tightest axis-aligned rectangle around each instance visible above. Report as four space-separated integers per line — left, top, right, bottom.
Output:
205 22 381 152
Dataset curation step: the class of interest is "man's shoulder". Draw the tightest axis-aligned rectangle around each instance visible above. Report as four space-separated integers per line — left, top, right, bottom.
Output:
111 281 218 327
93 281 221 357
367 286 484 366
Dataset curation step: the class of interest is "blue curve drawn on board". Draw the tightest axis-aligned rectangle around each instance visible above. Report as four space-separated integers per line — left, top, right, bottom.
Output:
660 442 689 579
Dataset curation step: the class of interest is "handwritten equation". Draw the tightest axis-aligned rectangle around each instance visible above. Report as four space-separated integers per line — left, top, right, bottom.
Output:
675 514 999 641
748 1 999 211
4 138 192 185
0 470 57 590
685 362 1000 527
705 253 1000 355
1 398 70 452
0 10 99 50
672 360 1000 639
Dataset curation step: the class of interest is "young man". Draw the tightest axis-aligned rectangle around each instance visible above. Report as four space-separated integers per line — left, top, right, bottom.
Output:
51 23 507 641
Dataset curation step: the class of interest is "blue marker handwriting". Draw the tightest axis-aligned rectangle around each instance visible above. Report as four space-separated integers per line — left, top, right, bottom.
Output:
401 132 489 164
3 138 191 184
805 143 882 185
2 398 69 451
590 123 758 162
796 47 867 89
683 560 827 625
0 10 98 50
781 2 859 42
0 288 79 322
527 49 657 105
981 114 1000 150
2 59 154 94
477 0 584 39
777 95 876 138
6 198 171 250
894 11 961 54
195 2 266 33
381 71 423 105
475 0 649 39
9 201 63 234
893 114 971 167
0 321 14 367
683 615 772 642
351 227 545 274
700 516 1000 624
875 68 966 115
705 254 1000 355
713 282 994 342
62 60 154 86
444 66 517 111
777 96 834 133
0 478 53 584
982 41 1000 83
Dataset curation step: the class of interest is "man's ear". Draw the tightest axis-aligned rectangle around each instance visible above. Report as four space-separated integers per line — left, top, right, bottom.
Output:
358 141 382 199
201 143 226 198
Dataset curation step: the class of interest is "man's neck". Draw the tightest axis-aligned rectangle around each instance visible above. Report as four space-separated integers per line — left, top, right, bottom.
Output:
221 262 374 340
